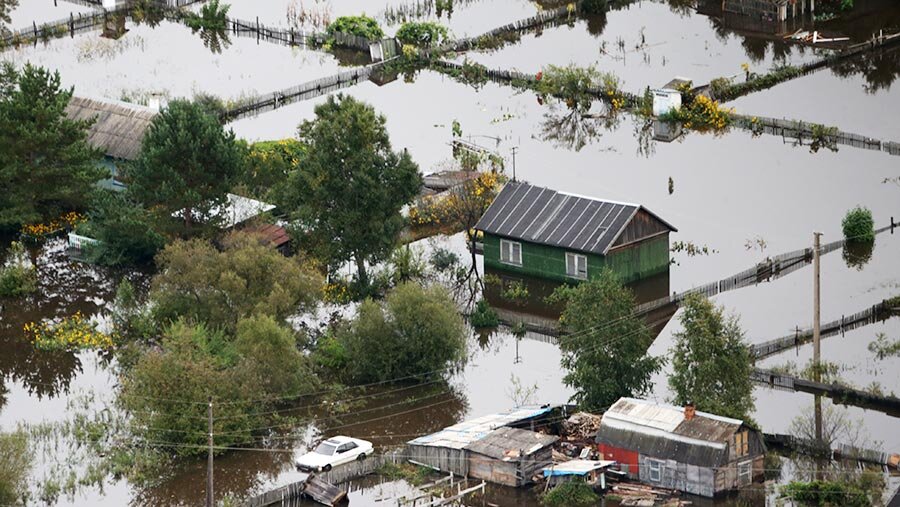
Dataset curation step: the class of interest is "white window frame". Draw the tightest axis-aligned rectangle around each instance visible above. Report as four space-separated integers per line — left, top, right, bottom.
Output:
648 459 662 482
565 252 588 279
738 460 752 484
499 239 522 266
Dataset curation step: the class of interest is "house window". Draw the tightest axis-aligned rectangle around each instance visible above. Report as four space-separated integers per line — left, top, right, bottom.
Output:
648 459 662 482
738 460 752 484
500 239 522 266
565 252 588 279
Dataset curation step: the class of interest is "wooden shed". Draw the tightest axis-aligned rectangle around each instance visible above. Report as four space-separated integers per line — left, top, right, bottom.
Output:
595 398 766 498
64 96 158 189
464 428 558 487
723 0 815 22
475 182 676 285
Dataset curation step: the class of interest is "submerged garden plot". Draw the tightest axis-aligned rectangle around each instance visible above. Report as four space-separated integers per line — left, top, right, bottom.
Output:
463 1 825 93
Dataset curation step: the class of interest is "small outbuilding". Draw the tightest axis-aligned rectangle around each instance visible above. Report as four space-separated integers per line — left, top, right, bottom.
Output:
542 459 617 488
723 0 815 22
475 182 677 284
595 398 766 498
465 427 558 487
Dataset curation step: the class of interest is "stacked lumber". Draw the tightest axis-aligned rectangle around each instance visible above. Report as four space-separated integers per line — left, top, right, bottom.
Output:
563 412 602 440
613 483 687 507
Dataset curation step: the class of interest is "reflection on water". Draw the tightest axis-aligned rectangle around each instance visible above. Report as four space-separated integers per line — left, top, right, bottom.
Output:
842 240 876 271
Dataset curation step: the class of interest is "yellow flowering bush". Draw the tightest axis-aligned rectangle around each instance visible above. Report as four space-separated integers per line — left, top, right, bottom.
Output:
408 172 503 232
25 312 116 351
662 95 732 133
323 281 352 305
21 212 86 240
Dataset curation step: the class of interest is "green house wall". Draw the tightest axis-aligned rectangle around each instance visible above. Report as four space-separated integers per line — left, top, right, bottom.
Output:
482 233 670 285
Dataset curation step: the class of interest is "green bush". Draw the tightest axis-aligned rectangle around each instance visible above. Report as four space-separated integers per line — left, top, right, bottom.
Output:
781 474 882 507
0 431 31 505
541 481 598 507
395 21 449 47
82 190 165 266
581 0 609 14
0 242 37 297
470 299 499 329
326 15 384 40
842 206 874 243
341 282 467 382
184 0 230 31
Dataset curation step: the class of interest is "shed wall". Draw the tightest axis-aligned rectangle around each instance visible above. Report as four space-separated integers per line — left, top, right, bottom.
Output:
468 455 520 487
597 444 640 478
637 455 716 498
407 445 468 477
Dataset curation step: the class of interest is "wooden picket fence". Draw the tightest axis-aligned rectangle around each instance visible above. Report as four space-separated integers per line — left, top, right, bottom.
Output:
441 5 576 53
732 114 900 157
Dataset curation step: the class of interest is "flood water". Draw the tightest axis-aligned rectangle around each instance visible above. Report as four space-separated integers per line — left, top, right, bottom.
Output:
2 0 899 505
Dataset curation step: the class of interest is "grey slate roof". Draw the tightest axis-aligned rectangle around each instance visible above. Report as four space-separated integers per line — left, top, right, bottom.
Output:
464 427 558 460
595 398 750 468
65 96 158 160
475 182 676 256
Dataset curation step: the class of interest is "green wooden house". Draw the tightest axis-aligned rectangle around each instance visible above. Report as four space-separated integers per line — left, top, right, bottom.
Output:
476 182 677 284
65 95 158 190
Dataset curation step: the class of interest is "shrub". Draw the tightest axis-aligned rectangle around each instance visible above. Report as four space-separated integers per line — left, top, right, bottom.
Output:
326 15 384 40
541 481 598 507
184 0 230 31
536 64 615 109
0 431 31 506
82 190 164 266
25 312 116 351
470 299 500 329
395 21 449 47
342 282 467 382
0 242 37 297
581 0 609 15
661 94 732 132
842 206 874 243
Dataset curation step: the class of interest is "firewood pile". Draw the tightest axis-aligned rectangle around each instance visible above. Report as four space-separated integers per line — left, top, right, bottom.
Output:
612 483 689 507
563 412 602 440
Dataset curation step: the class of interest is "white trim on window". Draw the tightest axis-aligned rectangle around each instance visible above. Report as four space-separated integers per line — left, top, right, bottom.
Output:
500 239 522 266
738 460 752 484
565 252 588 279
648 459 663 482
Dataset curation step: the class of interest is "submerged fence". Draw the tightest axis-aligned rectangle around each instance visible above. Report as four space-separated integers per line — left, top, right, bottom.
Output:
220 61 390 122
733 114 900 157
752 301 895 360
751 368 900 414
441 5 577 53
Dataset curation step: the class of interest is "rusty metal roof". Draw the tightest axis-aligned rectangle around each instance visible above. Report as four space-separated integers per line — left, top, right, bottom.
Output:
596 398 750 467
463 428 558 461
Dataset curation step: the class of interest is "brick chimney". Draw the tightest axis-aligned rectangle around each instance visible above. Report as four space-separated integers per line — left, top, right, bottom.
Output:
684 403 696 421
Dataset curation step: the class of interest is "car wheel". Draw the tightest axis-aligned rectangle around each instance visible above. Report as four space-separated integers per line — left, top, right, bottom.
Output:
357 452 367 461
322 464 332 472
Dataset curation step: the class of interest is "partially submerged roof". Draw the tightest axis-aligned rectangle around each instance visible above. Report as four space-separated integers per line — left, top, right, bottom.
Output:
475 182 676 256
464 428 558 460
65 95 158 160
542 459 617 477
408 405 557 450
596 398 748 467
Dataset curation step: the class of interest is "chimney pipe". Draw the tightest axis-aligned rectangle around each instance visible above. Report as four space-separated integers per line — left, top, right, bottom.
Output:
684 403 696 421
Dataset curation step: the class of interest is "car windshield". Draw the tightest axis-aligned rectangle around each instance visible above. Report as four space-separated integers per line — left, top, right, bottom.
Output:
314 442 337 456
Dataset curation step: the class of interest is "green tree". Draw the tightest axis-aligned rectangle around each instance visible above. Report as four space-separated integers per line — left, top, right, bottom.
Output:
341 282 466 382
395 21 449 47
842 206 875 243
0 63 104 230
125 99 245 235
234 314 318 398
668 293 755 422
82 190 164 265
282 95 422 285
150 232 322 331
326 15 384 40
0 430 31 505
549 269 663 409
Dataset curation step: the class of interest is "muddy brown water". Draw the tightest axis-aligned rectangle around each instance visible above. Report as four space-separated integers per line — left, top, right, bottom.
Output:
2 0 900 505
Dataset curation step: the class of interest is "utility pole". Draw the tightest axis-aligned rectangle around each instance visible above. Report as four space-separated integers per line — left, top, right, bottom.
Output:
510 147 518 182
812 232 823 444
207 397 214 507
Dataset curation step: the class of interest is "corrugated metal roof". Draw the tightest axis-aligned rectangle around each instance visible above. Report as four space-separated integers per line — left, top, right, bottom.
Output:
542 459 617 477
408 405 556 450
474 182 675 256
464 428 558 460
596 398 749 468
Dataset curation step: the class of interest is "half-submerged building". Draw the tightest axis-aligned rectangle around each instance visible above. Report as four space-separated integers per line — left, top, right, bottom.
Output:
595 398 766 497
476 182 676 285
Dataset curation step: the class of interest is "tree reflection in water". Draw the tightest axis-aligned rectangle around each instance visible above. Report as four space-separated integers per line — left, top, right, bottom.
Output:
540 101 622 152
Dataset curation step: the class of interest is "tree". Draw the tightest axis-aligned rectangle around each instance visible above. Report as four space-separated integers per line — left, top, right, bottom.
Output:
234 314 318 398
124 99 245 235
668 293 755 422
282 94 422 285
341 282 466 382
0 63 104 230
81 190 164 265
842 206 875 243
0 430 31 505
549 269 663 410
150 232 322 331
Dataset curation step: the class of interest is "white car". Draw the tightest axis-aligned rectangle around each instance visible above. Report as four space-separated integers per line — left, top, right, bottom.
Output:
296 436 374 472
